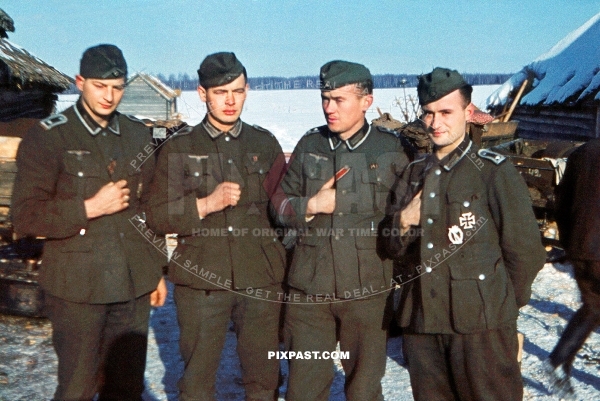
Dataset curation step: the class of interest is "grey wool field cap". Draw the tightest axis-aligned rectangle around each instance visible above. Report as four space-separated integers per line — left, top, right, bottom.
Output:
319 60 372 91
198 52 246 89
80 44 127 79
417 67 472 105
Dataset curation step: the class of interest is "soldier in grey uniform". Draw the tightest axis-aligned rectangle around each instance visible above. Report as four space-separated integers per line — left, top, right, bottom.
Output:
11 44 167 401
543 138 600 399
382 67 546 400
271 60 411 401
146 52 286 401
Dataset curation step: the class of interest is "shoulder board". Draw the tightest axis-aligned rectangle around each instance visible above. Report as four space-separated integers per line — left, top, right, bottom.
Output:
124 114 151 125
303 127 321 137
477 149 507 165
252 124 276 138
375 125 399 137
39 113 67 130
410 153 428 165
252 124 270 133
172 125 193 137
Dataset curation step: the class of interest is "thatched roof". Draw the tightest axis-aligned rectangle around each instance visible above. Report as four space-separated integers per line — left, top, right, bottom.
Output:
127 72 179 100
0 39 73 91
487 12 600 108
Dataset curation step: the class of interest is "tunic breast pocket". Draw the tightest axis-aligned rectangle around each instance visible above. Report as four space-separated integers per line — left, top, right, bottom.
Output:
446 190 485 244
183 154 208 196
359 169 387 214
127 163 143 201
244 154 271 202
302 156 332 194
62 151 101 198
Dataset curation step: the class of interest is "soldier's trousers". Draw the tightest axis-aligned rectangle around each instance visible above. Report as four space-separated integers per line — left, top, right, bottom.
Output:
284 290 387 401
549 259 600 373
45 293 151 401
174 285 281 401
402 323 522 401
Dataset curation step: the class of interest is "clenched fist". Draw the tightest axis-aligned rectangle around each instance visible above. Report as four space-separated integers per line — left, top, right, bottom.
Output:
196 181 242 218
306 176 336 217
85 180 130 219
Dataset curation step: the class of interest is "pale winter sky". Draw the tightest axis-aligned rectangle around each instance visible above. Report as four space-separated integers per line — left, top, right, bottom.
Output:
3 0 599 78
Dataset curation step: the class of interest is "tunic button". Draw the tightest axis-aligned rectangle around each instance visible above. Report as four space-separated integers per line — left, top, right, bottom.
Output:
338 212 343 216
228 226 233 232
463 201 470 207
79 229 86 236
479 274 486 280
334 236 340 240
77 171 84 177
227 159 233 164
120 232 124 239
194 172 200 177
225 136 230 142
427 218 433 224
377 177 382 182
429 192 436 198
435 169 441 175
427 242 433 249
341 190 347 195
259 169 264 174
425 267 433 273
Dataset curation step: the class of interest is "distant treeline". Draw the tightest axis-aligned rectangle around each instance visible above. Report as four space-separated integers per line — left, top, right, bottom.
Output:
62 73 513 94
155 72 514 91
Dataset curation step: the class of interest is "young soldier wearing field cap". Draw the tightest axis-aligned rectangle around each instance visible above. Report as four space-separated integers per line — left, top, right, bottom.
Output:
12 44 167 401
146 52 286 401
271 60 412 400
382 67 545 400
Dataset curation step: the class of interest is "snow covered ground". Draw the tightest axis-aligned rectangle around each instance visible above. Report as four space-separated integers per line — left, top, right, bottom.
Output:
0 262 599 400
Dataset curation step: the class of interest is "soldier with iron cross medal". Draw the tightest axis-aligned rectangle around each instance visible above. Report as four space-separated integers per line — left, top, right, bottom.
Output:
381 67 546 401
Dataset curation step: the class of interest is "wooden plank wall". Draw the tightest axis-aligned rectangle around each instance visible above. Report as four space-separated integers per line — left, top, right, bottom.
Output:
512 102 599 141
118 79 174 120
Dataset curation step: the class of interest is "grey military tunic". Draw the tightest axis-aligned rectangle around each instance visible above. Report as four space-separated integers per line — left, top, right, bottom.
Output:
12 103 164 304
146 118 287 291
272 121 411 298
383 136 546 334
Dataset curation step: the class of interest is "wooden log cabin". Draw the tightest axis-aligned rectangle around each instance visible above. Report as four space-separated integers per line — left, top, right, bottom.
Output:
487 12 600 142
0 39 73 123
118 72 180 120
0 9 72 316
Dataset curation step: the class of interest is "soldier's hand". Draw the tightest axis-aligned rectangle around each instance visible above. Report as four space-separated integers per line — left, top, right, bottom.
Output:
150 277 168 307
196 181 241 218
306 176 336 216
400 190 422 235
84 180 130 219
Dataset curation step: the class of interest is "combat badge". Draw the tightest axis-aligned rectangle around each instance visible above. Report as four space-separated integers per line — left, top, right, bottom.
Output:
448 225 464 245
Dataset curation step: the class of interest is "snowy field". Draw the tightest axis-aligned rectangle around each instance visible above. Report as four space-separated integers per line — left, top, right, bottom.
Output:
56 85 498 153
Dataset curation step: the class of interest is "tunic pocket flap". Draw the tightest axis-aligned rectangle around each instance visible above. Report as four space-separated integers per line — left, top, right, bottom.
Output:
448 248 499 280
446 190 481 204
63 151 101 178
244 155 269 174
